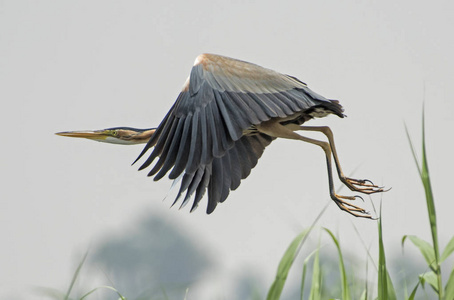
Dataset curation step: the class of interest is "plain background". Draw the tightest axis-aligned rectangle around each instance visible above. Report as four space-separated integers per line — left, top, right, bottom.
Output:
1 0 453 299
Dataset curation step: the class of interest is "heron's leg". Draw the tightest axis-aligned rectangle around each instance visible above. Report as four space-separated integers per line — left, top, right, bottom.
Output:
293 126 384 194
256 120 371 218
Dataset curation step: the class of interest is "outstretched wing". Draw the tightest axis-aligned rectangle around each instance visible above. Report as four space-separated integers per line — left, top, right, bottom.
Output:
135 53 343 213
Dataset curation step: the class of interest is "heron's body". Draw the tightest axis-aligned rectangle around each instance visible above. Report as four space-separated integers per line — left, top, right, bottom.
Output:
57 54 384 218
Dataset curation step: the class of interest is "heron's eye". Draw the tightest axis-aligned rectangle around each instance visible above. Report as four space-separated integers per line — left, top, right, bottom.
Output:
111 130 118 136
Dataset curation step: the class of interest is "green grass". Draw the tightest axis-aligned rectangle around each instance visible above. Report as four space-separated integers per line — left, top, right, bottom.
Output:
377 203 397 300
36 251 128 300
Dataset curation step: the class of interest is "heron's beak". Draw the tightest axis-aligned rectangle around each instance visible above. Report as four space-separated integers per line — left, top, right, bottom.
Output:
55 130 109 141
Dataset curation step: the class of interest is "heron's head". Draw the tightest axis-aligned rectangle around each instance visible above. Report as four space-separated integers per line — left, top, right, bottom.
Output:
55 127 156 145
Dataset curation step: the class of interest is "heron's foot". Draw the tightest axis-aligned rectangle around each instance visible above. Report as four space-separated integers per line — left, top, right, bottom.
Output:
341 177 387 194
332 193 373 219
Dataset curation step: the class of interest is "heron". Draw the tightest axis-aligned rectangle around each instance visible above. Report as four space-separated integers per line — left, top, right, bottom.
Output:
57 53 385 218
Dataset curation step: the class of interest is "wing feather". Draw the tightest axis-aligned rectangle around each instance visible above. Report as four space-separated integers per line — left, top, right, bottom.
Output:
168 114 192 179
227 145 242 190
138 114 176 171
200 106 211 165
174 171 194 206
214 90 243 140
264 93 294 116
221 92 250 130
226 92 261 124
207 156 223 213
153 117 185 180
181 166 205 208
134 101 177 165
206 100 224 157
285 89 319 110
146 118 179 176
191 164 211 212
246 92 279 118
185 110 202 174
219 152 232 203
240 136 259 170
209 98 234 155
236 92 269 122
234 138 253 178
273 91 301 112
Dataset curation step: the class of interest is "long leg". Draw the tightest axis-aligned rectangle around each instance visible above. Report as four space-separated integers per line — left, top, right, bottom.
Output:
293 126 384 194
256 120 372 218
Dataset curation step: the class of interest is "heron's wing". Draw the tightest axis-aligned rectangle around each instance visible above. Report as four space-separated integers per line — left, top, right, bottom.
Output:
135 54 343 213
177 133 275 213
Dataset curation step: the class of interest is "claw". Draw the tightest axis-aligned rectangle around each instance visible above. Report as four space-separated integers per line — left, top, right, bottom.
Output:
346 178 369 185
358 187 383 193
332 193 371 218
354 195 365 202
334 200 372 218
341 176 388 195
363 179 375 185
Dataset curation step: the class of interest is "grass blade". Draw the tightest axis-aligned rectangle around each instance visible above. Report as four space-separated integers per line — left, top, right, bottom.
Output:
404 124 421 176
363 256 369 300
300 249 318 300
420 109 442 298
323 228 350 300
266 228 312 300
64 251 88 300
267 203 328 300
440 236 454 262
419 271 438 293
80 286 127 300
386 273 397 300
377 204 397 300
402 235 436 271
377 204 387 300
308 248 322 300
407 280 421 300
351 220 378 272
359 290 367 300
444 266 454 300
406 109 442 298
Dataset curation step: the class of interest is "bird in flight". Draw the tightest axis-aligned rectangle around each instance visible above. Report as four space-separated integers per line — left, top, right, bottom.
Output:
57 53 385 218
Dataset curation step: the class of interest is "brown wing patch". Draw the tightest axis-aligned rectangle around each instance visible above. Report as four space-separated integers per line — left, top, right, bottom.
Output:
192 53 308 94
194 53 211 67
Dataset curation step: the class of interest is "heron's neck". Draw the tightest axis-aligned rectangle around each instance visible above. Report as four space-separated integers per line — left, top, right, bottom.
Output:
133 128 156 144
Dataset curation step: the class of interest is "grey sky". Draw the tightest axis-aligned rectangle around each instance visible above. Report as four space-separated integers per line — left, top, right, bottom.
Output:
1 0 453 298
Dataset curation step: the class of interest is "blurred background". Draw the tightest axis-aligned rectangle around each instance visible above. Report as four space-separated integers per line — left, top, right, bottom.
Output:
1 0 453 299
